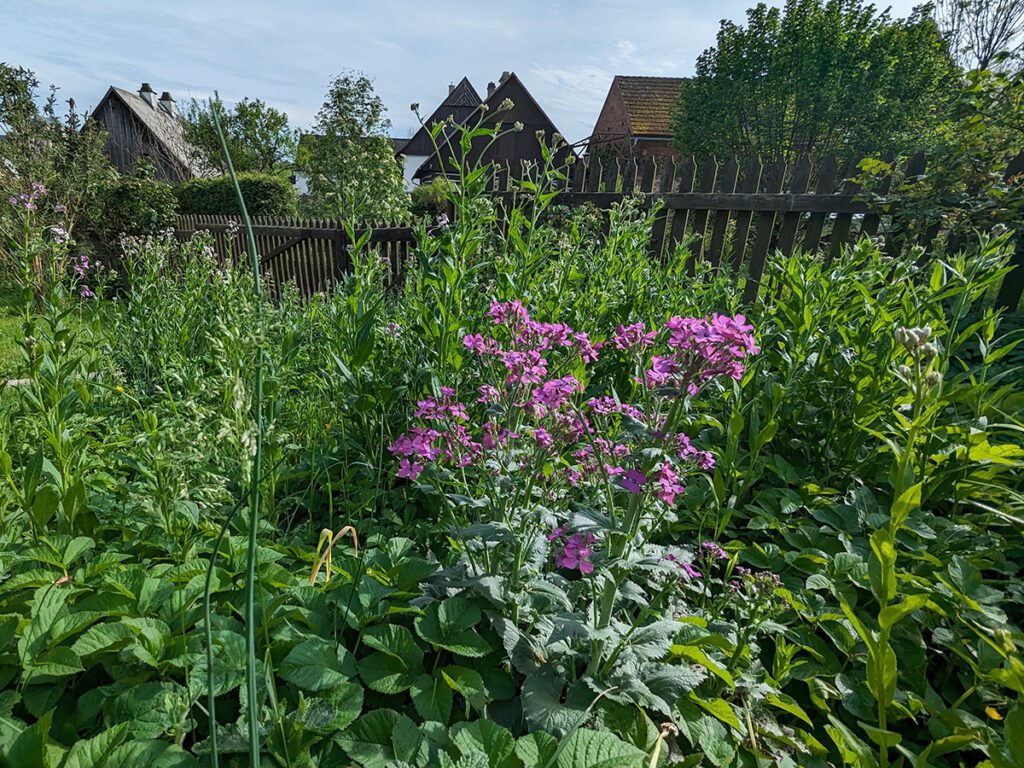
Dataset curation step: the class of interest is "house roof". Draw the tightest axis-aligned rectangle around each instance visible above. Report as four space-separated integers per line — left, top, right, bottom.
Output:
401 77 482 157
412 72 572 181
102 86 210 176
613 76 686 137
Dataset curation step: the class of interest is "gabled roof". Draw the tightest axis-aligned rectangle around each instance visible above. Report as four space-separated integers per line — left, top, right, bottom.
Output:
400 77 482 157
412 72 571 181
98 86 209 176
613 76 686 137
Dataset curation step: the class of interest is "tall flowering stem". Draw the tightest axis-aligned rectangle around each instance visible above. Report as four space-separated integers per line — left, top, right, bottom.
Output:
209 94 264 768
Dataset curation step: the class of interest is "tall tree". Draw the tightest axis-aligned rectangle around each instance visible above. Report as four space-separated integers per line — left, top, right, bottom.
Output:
674 0 957 162
184 96 298 174
300 71 407 222
935 0 1024 71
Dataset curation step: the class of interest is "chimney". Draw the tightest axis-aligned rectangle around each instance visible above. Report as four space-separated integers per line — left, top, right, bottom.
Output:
139 82 156 109
448 82 455 95
487 81 496 97
158 91 176 117
500 71 511 83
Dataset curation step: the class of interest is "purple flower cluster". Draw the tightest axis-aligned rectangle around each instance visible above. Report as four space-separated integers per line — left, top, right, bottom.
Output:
8 182 45 211
612 322 657 351
391 305 756 516
389 388 483 480
549 527 596 574
645 314 758 395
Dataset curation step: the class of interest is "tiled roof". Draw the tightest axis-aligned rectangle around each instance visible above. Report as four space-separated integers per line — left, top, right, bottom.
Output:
614 76 686 137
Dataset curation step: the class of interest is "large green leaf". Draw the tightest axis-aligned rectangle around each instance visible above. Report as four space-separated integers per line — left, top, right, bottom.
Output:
450 721 516 768
441 665 487 710
59 723 130 768
279 638 351 692
554 729 646 768
411 673 453 723
414 597 491 658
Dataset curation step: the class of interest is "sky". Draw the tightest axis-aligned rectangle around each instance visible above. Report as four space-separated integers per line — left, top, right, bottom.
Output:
2 0 924 144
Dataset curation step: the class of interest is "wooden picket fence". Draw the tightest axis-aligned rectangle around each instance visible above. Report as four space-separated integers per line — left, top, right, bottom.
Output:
175 151 1024 308
497 151 1024 307
174 214 416 298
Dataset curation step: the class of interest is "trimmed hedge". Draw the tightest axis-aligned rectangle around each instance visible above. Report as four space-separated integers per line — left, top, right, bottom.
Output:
174 173 298 217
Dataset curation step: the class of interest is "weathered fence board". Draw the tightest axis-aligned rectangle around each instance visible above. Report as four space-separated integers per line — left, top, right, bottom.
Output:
177 150 1024 308
175 214 417 298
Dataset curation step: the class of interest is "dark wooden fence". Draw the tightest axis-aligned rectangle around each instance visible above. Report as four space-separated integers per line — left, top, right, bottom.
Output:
176 152 1024 308
174 214 416 298
496 152 1023 307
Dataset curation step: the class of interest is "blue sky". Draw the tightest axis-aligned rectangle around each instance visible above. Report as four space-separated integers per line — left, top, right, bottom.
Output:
2 0 923 143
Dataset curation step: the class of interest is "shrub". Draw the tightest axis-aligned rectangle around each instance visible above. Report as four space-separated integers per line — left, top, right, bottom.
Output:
174 171 298 216
87 159 178 246
410 178 453 218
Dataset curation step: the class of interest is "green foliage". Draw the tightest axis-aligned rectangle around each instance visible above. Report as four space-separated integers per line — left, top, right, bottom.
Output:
174 172 297 217
410 178 455 218
86 160 178 247
0 64 114 241
0 119 1021 767
674 0 958 162
300 71 408 223
184 95 298 174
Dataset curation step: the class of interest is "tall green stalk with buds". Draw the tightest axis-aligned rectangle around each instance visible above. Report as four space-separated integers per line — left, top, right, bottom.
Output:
209 94 265 768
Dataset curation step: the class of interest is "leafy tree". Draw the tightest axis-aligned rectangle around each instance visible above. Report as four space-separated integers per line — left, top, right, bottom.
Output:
0 63 113 238
673 0 958 162
935 0 1024 71
300 71 407 222
184 95 298 174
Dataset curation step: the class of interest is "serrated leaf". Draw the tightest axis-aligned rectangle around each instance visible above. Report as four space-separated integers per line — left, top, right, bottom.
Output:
451 721 516 768
279 638 351 692
555 728 646 768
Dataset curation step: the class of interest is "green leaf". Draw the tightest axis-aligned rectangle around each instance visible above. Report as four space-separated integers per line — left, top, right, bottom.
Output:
889 482 921 530
765 692 812 727
60 723 131 768
442 665 487 710
451 721 516 768
878 594 932 631
690 695 741 731
414 596 491 658
32 486 60 531
1 709 52 768
554 728 646 768
865 643 897 710
515 732 558 768
279 638 351 692
1006 705 1024 765
71 622 135 657
521 671 585 736
108 683 188 740
411 673 453 723
869 529 897 605
292 683 363 734
859 722 901 748
671 645 734 688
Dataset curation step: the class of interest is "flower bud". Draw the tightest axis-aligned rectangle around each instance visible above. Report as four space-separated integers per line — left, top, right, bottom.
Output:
920 342 939 360
924 371 942 388
499 98 514 111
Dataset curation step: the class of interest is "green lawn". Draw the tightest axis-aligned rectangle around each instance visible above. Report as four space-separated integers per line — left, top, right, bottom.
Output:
0 288 20 381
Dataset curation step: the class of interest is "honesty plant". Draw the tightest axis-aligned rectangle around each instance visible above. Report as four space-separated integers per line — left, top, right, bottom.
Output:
389 301 762 722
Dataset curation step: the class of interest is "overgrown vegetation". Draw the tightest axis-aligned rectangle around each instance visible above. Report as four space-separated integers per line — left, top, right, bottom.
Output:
175 173 298 217
0 110 1021 767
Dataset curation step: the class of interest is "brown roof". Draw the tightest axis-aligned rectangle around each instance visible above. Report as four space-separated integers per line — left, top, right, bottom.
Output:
614 76 686 137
